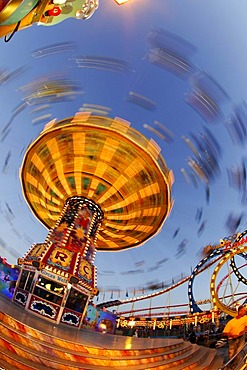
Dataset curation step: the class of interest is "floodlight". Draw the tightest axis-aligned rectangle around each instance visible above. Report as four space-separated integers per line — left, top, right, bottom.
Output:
114 0 129 4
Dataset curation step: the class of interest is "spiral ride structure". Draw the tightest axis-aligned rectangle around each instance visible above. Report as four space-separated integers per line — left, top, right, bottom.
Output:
188 231 247 316
210 231 247 317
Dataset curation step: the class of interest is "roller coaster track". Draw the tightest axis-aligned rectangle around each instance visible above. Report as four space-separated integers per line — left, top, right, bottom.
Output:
118 292 247 317
97 231 247 315
188 231 247 313
97 253 222 309
210 244 247 317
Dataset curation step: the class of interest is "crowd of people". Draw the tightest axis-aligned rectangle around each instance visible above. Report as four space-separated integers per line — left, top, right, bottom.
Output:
188 305 247 369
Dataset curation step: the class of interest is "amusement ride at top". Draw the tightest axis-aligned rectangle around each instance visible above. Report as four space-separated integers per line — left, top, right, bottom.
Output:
0 0 128 41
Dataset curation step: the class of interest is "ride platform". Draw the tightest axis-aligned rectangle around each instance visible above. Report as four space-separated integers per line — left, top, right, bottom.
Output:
0 295 223 370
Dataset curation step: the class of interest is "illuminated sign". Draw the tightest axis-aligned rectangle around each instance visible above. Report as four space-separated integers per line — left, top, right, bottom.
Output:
49 247 73 268
79 260 92 282
27 243 47 259
41 269 67 284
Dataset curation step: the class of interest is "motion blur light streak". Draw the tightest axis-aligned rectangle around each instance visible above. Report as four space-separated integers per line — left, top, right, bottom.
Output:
0 1 246 316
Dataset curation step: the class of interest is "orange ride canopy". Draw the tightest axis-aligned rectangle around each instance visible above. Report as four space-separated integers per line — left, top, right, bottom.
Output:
20 113 174 251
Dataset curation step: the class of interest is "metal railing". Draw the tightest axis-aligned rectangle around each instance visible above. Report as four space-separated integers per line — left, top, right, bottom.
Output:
219 342 247 370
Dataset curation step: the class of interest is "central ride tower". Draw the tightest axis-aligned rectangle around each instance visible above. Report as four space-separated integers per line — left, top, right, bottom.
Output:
14 112 173 328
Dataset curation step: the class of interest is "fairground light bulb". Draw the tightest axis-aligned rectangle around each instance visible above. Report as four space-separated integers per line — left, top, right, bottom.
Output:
114 0 129 4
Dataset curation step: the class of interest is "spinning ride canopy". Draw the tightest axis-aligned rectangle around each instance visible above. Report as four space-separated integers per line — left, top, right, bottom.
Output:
20 113 173 252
